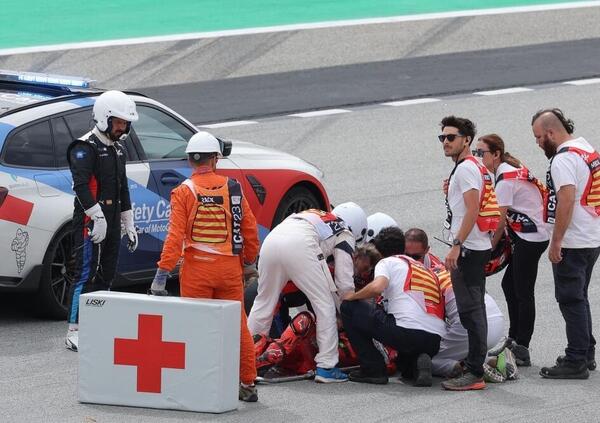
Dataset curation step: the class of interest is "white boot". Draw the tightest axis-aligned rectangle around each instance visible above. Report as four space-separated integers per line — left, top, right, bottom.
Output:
65 330 79 352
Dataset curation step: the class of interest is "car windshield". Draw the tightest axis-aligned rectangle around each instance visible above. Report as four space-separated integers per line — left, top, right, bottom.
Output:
0 89 54 114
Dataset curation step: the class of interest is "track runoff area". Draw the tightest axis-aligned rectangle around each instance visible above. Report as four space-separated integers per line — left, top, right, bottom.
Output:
1 1 599 54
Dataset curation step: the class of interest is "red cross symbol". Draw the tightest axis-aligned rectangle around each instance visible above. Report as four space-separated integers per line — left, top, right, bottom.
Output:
114 314 186 393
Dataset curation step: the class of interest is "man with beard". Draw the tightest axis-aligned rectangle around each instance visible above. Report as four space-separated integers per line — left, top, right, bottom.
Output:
65 91 139 352
532 109 600 379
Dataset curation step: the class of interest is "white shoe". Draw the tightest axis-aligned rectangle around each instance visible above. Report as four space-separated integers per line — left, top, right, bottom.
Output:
65 330 78 352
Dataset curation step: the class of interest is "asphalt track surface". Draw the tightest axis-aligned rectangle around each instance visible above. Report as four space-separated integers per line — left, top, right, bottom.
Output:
3 80 600 423
4 6 600 423
141 37 600 124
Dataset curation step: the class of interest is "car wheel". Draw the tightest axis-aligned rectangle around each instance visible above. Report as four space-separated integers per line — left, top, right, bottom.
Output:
36 225 74 319
271 185 322 228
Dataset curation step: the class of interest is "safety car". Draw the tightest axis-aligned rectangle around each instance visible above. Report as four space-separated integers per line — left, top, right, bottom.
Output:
0 70 329 318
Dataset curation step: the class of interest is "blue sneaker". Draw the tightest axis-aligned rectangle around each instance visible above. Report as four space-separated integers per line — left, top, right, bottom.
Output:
314 367 348 383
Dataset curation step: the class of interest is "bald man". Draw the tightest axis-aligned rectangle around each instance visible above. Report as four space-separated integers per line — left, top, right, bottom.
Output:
532 109 600 379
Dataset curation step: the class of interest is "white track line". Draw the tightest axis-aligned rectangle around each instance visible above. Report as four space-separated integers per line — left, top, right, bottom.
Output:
2 1 600 56
381 98 441 106
198 120 258 129
288 109 351 118
563 77 600 85
474 87 533 96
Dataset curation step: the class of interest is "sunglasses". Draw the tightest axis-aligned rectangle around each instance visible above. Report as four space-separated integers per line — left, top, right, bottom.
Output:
438 134 465 143
472 149 491 158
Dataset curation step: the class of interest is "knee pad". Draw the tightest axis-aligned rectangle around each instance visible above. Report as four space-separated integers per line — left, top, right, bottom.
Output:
291 311 315 337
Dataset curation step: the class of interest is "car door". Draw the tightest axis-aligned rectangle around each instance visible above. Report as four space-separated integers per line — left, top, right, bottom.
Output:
129 104 245 252
60 108 160 274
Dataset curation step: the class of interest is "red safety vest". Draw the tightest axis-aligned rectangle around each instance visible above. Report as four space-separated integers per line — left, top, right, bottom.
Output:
182 178 244 256
397 255 445 320
546 146 600 222
446 157 501 232
496 166 547 233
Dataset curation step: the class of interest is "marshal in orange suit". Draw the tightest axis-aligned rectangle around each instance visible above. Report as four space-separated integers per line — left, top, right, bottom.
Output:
149 131 260 403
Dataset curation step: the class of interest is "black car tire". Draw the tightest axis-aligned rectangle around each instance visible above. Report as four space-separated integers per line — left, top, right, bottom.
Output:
271 185 322 229
36 224 73 320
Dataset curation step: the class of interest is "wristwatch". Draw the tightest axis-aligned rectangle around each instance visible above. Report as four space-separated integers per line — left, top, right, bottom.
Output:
452 239 462 247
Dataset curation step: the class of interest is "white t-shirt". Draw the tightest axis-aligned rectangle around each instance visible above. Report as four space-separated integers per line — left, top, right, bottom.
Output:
374 257 446 337
447 158 492 250
495 162 549 242
550 137 600 248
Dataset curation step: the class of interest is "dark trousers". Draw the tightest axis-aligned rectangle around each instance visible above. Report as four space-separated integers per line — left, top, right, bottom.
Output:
451 248 491 377
67 206 121 324
340 300 440 376
501 236 549 347
553 246 600 362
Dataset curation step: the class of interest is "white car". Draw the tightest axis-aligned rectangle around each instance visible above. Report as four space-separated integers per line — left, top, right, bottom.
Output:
0 70 330 318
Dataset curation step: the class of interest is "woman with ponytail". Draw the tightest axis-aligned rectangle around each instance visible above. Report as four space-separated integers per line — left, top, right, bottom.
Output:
474 134 549 367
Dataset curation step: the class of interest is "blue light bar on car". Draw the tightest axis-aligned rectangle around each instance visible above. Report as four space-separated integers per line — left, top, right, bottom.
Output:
0 69 94 89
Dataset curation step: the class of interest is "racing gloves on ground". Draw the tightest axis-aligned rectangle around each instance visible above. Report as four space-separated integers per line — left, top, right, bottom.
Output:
120 209 138 252
85 204 107 244
149 268 170 296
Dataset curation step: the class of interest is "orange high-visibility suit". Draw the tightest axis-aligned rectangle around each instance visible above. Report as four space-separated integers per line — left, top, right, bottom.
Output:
157 167 260 385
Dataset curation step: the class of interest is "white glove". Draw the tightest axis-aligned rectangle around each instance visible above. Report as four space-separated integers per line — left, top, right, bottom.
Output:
85 204 107 244
121 209 138 252
149 268 169 296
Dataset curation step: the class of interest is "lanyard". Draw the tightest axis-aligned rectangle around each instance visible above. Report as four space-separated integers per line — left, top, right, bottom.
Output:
444 158 465 229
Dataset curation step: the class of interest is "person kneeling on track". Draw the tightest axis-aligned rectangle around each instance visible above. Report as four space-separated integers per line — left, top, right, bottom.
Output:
404 228 506 379
247 203 368 383
148 132 260 402
254 244 388 379
341 227 446 387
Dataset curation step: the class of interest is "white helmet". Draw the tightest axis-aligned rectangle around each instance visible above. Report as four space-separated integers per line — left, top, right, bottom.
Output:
185 131 222 157
332 202 368 245
366 212 399 242
93 91 138 134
